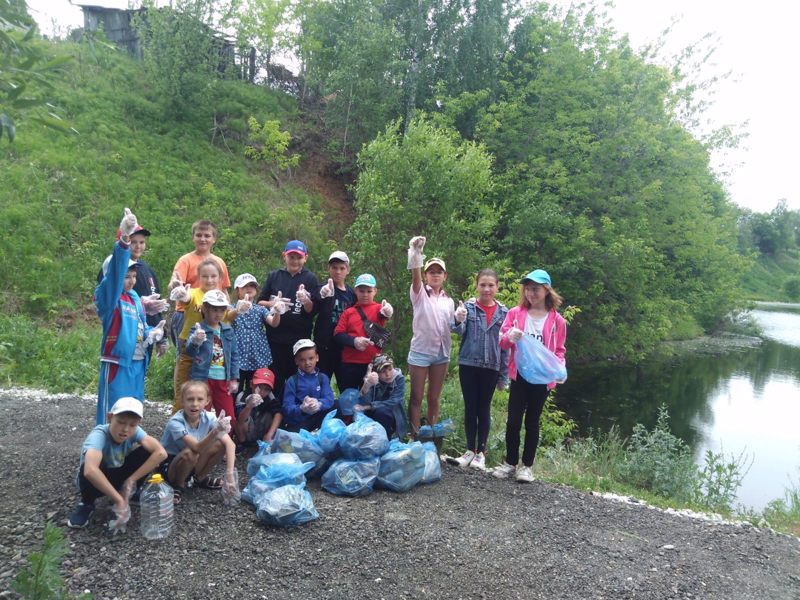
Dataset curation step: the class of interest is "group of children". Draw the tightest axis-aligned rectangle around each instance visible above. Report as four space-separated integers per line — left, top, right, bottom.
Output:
71 207 567 528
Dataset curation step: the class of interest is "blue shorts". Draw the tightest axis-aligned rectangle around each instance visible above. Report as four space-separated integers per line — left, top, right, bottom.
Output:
407 349 450 367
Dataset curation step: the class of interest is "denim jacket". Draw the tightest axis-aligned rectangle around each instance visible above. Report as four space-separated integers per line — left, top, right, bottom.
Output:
186 321 240 382
451 299 510 386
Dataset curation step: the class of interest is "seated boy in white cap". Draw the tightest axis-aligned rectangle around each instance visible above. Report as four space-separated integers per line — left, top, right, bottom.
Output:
68 397 167 529
234 367 283 443
281 339 335 432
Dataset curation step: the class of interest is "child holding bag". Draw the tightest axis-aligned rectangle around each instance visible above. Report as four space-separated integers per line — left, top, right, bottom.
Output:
494 269 566 483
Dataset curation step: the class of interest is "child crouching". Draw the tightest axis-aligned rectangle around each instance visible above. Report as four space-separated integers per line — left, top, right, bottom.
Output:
282 339 335 432
234 367 283 443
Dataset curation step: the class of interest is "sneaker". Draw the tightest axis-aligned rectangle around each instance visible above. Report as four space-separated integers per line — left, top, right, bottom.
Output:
470 452 486 471
454 450 475 467
67 502 95 528
491 462 516 479
515 465 535 483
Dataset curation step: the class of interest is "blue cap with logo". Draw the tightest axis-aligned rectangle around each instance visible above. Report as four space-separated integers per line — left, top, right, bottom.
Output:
354 273 377 288
521 269 551 286
284 240 308 255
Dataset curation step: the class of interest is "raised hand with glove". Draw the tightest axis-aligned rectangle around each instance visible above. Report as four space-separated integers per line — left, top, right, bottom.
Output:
454 300 467 323
141 294 169 316
188 324 207 346
379 299 393 319
118 208 138 242
295 284 311 304
319 278 335 299
169 283 191 303
213 409 232 439
407 235 426 270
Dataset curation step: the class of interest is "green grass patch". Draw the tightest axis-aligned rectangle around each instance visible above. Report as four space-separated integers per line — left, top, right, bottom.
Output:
742 249 800 301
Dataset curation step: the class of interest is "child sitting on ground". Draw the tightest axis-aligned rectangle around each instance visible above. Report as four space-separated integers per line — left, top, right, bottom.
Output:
68 397 168 529
234 368 283 443
160 381 236 503
339 354 407 439
282 339 335 432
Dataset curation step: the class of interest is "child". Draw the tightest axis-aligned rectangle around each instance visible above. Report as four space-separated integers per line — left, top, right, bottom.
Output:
234 368 283 443
256 240 320 397
170 258 229 409
185 289 240 423
313 251 356 387
167 219 231 347
406 236 455 436
282 339 335 432
451 269 510 470
68 397 168 529
95 208 166 425
494 269 566 483
345 354 407 439
231 273 281 397
160 380 236 503
333 273 393 391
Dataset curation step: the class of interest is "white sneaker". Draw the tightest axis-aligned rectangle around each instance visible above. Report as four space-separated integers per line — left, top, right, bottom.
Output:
515 465 534 483
491 462 516 479
455 450 475 467
470 452 486 471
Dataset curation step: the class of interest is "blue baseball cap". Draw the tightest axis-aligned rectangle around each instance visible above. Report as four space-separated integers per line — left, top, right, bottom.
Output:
354 273 377 288
284 240 308 255
522 269 551 286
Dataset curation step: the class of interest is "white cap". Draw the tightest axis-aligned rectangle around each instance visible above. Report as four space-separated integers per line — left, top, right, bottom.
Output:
328 250 350 264
293 338 316 356
202 289 229 307
109 397 143 418
101 254 137 277
234 273 258 289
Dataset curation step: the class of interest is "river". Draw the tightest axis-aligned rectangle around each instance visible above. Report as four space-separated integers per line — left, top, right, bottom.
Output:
556 302 800 510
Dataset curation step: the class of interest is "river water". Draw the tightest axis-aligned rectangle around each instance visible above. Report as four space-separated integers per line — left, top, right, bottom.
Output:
556 302 800 510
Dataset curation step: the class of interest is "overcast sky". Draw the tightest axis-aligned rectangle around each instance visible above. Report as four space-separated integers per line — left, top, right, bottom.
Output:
26 0 799 214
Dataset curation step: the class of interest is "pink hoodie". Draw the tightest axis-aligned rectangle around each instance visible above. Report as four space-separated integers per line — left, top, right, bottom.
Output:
500 306 567 389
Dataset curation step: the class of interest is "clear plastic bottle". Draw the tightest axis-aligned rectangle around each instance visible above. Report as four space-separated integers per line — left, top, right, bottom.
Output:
140 473 174 540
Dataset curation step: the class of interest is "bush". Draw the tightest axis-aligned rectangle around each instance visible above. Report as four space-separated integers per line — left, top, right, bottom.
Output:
783 277 800 301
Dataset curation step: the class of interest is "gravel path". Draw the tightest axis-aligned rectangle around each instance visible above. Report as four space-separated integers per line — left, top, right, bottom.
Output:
1 388 798 600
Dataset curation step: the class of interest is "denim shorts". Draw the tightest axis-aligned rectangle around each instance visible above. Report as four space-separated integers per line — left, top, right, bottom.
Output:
407 348 450 367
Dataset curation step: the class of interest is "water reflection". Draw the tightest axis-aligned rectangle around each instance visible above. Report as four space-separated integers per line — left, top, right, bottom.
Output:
557 303 800 509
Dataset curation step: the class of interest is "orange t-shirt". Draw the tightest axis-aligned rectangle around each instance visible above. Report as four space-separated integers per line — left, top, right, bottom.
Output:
172 252 230 311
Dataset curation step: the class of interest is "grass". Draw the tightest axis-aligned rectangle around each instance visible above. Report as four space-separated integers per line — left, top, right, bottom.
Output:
742 249 800 301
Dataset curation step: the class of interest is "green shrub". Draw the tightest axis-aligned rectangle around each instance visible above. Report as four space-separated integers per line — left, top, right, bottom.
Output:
784 277 800 301
692 448 751 512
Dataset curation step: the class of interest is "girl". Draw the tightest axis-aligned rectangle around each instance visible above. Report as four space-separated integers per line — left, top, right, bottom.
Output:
171 258 229 409
406 236 455 436
495 269 566 483
451 269 510 470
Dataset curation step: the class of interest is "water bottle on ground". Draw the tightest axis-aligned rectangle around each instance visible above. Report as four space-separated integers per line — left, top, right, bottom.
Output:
140 473 174 540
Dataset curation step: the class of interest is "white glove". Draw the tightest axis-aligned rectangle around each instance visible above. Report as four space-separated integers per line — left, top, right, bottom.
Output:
455 300 467 323
407 235 426 269
270 292 290 314
169 284 191 303
189 325 207 346
145 320 166 346
141 294 169 315
363 364 379 387
379 299 393 318
235 293 252 314
214 410 232 439
221 470 241 506
108 480 134 534
300 396 316 414
295 284 311 303
119 207 138 238
319 278 334 299
354 337 373 351
507 327 524 343
246 393 263 408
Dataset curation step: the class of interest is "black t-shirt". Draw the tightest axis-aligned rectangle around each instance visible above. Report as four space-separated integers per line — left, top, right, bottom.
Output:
257 268 320 345
96 258 164 327
313 284 356 345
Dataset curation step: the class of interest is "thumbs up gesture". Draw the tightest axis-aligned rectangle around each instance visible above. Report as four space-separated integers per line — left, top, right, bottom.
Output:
214 409 232 439
146 320 167 346
455 300 467 323
295 284 311 303
320 278 335 299
407 235 426 269
235 293 252 314
189 324 207 346
363 363 379 387
270 291 289 314
170 283 191 303
119 207 138 238
379 299 393 318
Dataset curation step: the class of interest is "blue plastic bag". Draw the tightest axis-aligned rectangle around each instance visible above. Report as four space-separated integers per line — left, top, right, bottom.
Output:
242 456 314 505
418 418 455 440
246 440 274 477
317 410 346 454
340 413 389 460
321 457 380 497
255 483 319 528
337 388 360 417
420 441 441 484
516 334 567 384
270 428 327 470
376 440 426 492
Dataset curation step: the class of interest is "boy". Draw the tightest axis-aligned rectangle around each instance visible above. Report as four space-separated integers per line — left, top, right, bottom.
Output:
352 354 408 439
234 367 283 443
256 240 320 395
160 380 236 503
313 251 356 388
68 397 168 529
282 339 335 432
168 219 231 347
333 273 393 391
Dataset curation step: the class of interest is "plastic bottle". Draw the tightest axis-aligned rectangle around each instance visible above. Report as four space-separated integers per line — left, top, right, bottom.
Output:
140 473 174 540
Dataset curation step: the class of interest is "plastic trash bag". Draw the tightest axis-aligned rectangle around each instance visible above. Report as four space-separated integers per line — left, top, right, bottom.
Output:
376 440 426 492
337 388 360 417
516 334 567 384
321 457 380 497
318 410 346 454
340 412 389 460
270 428 327 470
242 457 314 505
420 441 441 484
418 418 455 440
255 483 319 528
246 440 274 477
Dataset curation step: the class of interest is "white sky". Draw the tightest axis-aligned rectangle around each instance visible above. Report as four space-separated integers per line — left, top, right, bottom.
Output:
26 0 799 214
